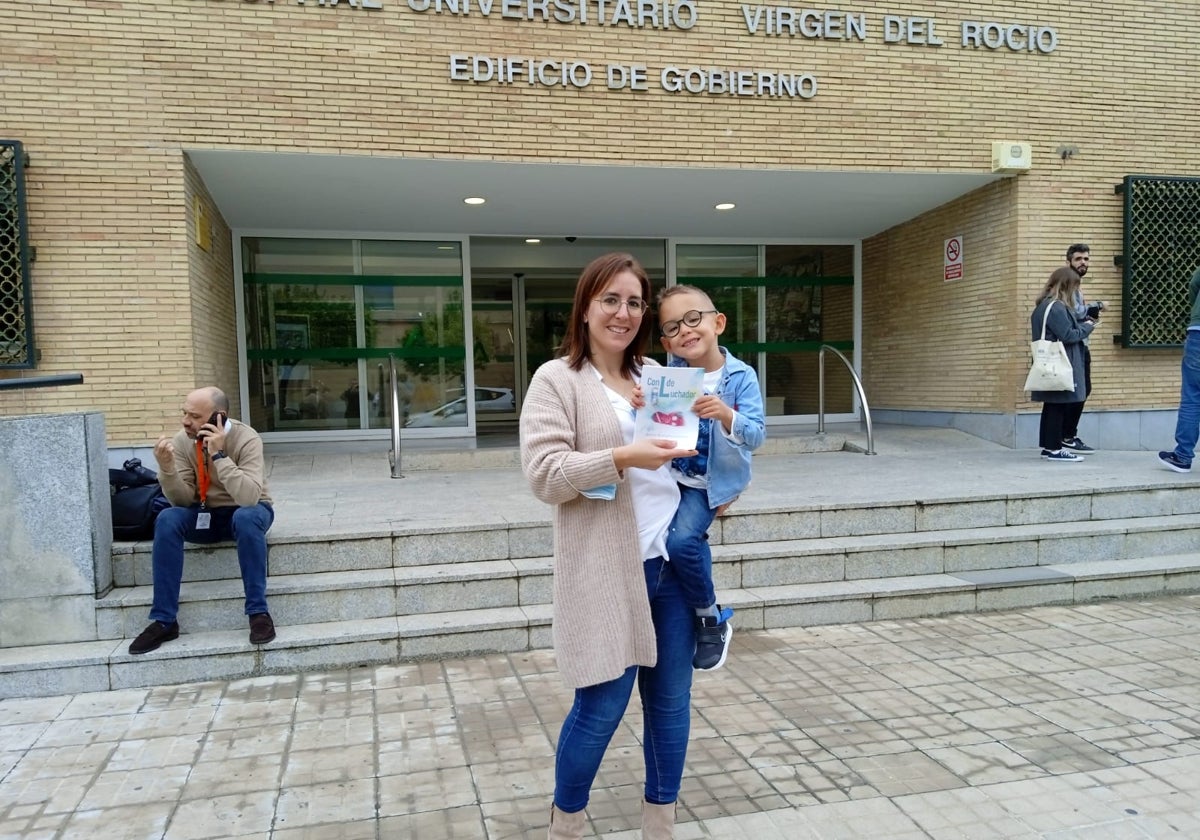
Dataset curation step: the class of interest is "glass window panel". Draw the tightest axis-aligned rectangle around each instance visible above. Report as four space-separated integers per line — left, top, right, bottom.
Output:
245 237 353 275
675 244 757 278
265 284 356 432
361 240 466 431
243 239 356 432
765 246 825 344
674 243 856 417
242 237 470 433
675 245 760 353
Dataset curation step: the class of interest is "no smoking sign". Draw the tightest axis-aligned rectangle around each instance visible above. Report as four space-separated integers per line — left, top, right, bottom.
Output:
944 235 963 281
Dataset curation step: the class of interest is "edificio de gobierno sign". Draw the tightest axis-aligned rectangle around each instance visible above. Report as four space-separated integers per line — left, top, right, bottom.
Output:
218 0 1062 101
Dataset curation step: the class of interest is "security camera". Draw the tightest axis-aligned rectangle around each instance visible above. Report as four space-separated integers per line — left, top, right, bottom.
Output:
565 236 577 243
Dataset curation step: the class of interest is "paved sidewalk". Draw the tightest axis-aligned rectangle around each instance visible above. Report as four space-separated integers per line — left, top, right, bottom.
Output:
4 595 1200 838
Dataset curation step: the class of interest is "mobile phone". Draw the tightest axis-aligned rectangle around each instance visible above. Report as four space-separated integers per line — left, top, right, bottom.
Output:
207 411 226 428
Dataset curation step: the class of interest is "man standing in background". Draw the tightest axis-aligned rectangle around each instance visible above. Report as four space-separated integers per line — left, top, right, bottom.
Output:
1060 244 1106 453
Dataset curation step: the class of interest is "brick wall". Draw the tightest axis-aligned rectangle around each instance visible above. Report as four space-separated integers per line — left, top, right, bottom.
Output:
0 0 1195 440
184 158 240 425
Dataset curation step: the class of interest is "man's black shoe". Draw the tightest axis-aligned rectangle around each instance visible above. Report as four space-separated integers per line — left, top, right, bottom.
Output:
128 621 179 655
249 612 276 645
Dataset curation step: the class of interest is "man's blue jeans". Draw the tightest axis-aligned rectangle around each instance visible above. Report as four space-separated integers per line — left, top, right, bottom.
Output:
1173 331 1200 465
149 503 274 624
553 557 694 812
665 484 718 610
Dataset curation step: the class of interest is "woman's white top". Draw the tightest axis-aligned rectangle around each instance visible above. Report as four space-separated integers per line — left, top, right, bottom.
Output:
602 379 679 562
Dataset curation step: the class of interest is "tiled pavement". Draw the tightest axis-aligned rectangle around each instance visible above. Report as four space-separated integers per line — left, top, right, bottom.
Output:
5 595 1200 839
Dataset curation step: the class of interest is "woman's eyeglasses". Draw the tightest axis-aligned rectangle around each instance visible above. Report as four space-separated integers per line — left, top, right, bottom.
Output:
593 295 647 316
660 309 718 338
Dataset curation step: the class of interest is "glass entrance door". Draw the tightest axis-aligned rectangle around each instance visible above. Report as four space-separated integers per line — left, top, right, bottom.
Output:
468 271 574 423
469 237 667 423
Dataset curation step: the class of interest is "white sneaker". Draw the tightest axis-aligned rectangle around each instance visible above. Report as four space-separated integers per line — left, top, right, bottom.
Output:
1041 448 1083 462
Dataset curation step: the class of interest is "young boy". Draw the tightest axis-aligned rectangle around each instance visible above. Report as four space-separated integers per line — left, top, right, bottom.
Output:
656 285 766 670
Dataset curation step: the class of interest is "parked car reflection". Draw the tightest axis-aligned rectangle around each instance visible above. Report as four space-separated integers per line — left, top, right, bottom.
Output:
403 387 515 428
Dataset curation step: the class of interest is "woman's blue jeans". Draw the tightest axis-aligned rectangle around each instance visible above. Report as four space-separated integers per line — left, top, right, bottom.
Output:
149 503 274 624
553 556 695 812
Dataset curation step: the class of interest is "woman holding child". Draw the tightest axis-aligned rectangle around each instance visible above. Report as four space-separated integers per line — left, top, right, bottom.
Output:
519 252 697 839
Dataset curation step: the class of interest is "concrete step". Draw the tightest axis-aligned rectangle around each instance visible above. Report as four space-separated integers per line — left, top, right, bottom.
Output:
8 553 1200 698
103 512 1200 635
96 560 554 638
109 481 1200 585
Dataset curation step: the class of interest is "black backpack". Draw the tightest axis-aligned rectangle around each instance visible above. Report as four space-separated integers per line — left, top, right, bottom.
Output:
109 458 171 541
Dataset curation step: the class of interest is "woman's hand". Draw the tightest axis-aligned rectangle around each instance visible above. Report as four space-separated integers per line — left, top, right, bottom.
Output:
614 438 697 471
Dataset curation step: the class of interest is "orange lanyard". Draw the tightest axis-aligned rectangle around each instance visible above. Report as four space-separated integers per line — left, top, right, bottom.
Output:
196 440 210 507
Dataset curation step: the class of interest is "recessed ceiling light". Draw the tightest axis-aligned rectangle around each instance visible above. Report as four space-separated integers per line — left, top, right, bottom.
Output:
436 245 454 250
464 197 486 205
525 238 541 244
715 202 736 211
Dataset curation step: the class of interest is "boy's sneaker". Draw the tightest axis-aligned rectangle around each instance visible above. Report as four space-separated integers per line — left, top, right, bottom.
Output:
1158 451 1192 473
1041 449 1083 462
694 607 733 671
1061 437 1096 453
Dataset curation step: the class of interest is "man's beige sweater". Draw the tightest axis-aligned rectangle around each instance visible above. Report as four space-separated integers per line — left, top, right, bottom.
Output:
520 358 658 689
160 420 272 509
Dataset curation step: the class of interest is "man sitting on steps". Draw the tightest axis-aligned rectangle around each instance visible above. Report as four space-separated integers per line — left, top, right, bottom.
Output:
129 386 276 655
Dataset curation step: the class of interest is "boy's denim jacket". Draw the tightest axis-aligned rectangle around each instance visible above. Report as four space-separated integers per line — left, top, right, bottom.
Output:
668 346 766 508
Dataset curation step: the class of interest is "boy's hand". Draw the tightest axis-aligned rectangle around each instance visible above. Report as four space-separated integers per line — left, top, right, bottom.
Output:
631 383 646 410
692 394 733 431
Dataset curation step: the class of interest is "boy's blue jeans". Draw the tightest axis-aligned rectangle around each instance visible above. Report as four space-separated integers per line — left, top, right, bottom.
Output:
149 502 274 624
553 556 694 811
1173 331 1200 465
665 484 718 610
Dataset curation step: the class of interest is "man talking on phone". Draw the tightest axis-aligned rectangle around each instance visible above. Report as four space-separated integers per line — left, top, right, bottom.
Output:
129 386 276 654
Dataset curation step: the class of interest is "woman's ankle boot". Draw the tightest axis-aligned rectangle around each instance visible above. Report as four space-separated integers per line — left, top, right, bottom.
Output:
641 800 676 839
547 803 586 839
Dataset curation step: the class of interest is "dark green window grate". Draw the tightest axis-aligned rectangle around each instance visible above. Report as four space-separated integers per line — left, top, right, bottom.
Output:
1 140 34 369
1118 175 1200 349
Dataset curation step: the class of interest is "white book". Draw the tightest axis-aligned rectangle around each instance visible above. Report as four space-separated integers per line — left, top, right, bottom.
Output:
635 367 705 449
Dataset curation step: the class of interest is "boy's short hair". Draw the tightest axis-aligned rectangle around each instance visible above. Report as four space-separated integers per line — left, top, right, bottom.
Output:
656 284 715 314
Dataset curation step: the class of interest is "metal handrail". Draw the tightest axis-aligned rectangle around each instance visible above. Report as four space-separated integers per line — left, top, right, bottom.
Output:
387 354 404 479
817 345 875 455
0 373 84 391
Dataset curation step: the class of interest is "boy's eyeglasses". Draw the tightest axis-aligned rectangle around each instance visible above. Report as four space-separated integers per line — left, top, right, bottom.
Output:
660 309 718 338
593 295 647 316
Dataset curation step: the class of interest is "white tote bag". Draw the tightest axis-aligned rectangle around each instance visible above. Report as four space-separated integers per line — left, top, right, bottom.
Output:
1023 300 1075 392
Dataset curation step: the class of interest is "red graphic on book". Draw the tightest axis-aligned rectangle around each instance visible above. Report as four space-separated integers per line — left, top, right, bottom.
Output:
651 411 686 427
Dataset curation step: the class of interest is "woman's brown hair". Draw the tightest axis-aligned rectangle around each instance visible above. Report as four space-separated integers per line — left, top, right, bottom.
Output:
559 252 653 377
1037 266 1082 308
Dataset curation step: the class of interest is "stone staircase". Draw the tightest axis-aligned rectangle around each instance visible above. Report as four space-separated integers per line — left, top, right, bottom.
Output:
4 463 1200 699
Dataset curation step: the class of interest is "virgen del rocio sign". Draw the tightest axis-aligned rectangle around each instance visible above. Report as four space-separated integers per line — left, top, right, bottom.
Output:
203 1 1062 100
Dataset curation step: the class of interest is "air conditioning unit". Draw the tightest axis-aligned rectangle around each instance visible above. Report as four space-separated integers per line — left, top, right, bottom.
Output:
992 141 1032 173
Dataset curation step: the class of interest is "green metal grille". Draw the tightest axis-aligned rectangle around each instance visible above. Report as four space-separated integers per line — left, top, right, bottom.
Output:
1 140 34 368
1119 175 1200 348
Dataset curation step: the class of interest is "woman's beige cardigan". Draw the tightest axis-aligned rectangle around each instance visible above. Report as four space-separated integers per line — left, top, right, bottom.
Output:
520 358 659 689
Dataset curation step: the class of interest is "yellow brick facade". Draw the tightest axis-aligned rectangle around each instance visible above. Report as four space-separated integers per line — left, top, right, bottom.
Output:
0 0 1196 446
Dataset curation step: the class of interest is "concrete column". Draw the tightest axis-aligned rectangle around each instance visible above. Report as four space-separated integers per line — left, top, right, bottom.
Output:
0 411 110 647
